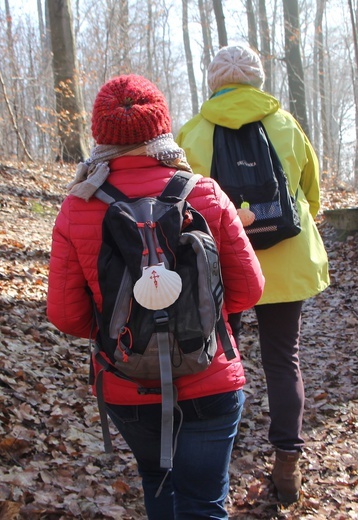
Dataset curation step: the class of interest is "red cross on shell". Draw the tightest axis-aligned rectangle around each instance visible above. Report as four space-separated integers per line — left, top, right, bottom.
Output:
133 262 182 310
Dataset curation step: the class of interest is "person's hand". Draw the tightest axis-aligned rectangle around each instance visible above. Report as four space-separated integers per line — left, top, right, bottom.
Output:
237 208 255 227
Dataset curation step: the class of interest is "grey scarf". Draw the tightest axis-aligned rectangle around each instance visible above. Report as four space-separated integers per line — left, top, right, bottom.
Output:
68 133 192 201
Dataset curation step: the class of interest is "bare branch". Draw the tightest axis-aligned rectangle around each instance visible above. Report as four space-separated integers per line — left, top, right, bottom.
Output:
0 69 34 162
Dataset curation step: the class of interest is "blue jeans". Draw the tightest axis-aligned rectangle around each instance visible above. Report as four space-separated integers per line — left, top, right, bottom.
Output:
106 389 245 520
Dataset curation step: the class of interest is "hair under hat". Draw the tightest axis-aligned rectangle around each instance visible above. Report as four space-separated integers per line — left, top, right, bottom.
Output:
207 45 265 92
91 74 172 145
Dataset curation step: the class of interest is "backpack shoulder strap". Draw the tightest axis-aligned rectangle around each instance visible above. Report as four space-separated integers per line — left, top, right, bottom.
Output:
94 172 202 204
258 122 297 197
94 181 130 204
258 121 284 170
161 171 202 199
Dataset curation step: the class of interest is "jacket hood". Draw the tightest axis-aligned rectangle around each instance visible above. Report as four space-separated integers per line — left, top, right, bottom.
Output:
200 84 280 128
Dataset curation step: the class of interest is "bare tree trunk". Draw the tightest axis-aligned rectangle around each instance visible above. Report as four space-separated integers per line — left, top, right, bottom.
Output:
182 0 199 115
35 0 52 159
157 3 172 110
270 0 279 95
44 1 52 58
119 0 131 73
198 0 214 100
312 6 320 157
5 0 15 70
74 0 80 37
102 3 114 83
38 0 51 66
282 0 310 137
37 0 45 42
258 0 271 93
315 0 329 180
46 0 88 162
213 0 228 48
4 0 20 156
146 0 153 80
246 0 258 50
348 0 358 188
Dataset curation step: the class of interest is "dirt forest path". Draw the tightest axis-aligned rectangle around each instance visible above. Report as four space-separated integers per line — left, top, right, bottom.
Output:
0 162 357 520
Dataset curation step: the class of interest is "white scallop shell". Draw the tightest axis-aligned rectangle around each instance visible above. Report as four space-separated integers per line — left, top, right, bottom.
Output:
133 262 182 310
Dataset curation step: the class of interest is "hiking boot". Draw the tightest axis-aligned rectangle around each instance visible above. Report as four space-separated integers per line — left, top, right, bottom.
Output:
272 449 301 504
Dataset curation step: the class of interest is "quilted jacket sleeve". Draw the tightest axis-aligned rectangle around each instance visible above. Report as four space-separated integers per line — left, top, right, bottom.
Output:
187 177 264 314
47 198 95 338
214 182 264 313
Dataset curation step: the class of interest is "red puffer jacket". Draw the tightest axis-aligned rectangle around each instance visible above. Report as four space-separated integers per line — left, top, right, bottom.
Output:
47 156 264 404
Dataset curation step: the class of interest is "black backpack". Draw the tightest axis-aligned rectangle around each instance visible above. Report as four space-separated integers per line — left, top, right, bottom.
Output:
91 171 235 471
210 122 301 249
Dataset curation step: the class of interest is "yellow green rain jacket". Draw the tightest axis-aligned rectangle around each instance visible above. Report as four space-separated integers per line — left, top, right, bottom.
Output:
176 84 330 304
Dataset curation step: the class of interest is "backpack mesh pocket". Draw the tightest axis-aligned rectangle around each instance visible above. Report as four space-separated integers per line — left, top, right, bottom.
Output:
251 200 282 221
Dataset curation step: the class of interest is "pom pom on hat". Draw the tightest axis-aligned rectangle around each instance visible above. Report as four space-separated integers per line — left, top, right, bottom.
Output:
208 45 265 92
91 74 172 145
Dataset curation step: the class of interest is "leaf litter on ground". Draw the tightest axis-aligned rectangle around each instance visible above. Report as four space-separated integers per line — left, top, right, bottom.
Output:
0 161 357 519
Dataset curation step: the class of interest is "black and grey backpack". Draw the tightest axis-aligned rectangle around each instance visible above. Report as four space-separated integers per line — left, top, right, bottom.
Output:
91 171 236 471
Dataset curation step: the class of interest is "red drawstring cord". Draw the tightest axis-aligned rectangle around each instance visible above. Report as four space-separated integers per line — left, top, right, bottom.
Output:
156 219 177 268
117 326 133 362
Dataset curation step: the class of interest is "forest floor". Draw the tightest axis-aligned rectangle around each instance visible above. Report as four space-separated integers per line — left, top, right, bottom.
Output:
0 161 357 520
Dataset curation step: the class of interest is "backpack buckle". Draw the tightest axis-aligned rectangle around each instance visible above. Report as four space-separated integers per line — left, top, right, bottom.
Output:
153 310 169 331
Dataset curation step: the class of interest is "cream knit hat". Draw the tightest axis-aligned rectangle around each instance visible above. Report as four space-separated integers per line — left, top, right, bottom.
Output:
207 45 265 92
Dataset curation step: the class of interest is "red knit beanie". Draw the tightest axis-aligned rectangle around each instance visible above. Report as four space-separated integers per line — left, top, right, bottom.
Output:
91 74 172 145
